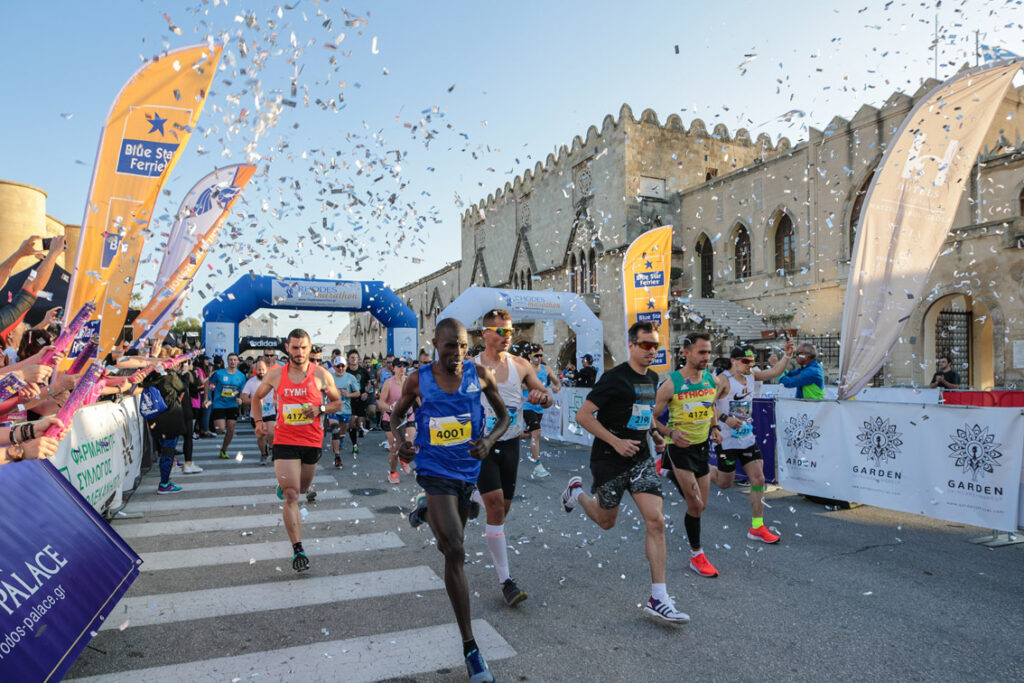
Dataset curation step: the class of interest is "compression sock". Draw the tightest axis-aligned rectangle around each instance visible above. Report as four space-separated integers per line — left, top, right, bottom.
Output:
293 542 304 554
463 638 479 657
348 428 359 446
652 582 669 601
752 516 764 529
684 513 702 551
485 524 510 583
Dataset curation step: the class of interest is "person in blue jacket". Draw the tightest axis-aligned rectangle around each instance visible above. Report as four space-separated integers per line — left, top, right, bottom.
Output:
780 342 825 399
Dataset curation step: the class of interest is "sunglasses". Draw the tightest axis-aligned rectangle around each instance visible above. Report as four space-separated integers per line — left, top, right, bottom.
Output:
632 341 659 351
739 358 754 364
483 326 514 337
531 353 543 358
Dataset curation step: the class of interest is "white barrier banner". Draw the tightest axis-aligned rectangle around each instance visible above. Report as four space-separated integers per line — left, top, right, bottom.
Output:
52 402 127 516
777 400 1024 531
119 396 145 497
557 387 594 448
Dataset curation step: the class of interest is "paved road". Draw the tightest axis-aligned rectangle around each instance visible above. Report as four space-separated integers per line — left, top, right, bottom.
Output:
66 424 1023 681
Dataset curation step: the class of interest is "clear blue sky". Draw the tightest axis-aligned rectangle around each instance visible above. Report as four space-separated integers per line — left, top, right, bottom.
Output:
2 0 1022 340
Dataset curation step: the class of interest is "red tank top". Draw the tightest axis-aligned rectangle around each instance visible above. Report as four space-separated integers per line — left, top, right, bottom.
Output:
274 364 324 447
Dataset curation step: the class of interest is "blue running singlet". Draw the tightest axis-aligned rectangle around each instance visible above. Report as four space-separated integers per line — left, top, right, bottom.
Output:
414 360 485 483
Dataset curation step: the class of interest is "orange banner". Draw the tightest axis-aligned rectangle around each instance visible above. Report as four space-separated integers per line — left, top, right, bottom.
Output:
622 225 673 373
132 164 257 346
65 44 222 358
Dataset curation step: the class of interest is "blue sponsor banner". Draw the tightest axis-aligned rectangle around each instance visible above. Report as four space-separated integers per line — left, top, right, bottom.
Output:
0 460 141 681
116 139 178 177
652 348 667 367
68 320 101 360
636 310 662 324
633 271 665 288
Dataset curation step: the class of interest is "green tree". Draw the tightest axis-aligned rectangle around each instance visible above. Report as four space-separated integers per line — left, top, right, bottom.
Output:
170 317 202 335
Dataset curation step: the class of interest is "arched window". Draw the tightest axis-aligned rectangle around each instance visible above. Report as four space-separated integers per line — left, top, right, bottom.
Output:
696 234 714 299
588 247 598 292
850 167 876 255
579 250 588 293
774 213 795 274
526 268 533 290
569 253 577 293
734 225 751 280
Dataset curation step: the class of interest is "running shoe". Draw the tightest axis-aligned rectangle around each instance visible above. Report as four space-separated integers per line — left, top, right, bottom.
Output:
352 444 359 454
561 476 583 513
502 578 528 607
689 552 719 578
388 472 400 484
747 525 780 544
360 425 370 436
334 456 343 469
401 462 412 475
292 551 310 572
276 485 284 501
532 462 550 478
465 649 494 683
408 493 428 528
218 450 229 459
643 596 690 624
260 453 270 466
157 482 182 495
305 485 317 504
182 464 203 474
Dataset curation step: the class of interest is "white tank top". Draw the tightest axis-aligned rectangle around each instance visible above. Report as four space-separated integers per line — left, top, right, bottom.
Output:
714 371 756 450
475 353 523 441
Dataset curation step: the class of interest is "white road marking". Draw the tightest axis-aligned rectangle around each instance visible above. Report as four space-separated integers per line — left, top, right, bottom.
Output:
128 489 350 513
114 507 373 538
133 475 337 494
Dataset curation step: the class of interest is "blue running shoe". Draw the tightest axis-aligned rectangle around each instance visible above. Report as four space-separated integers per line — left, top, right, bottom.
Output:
157 482 182 495
465 649 494 683
408 493 428 528
276 485 284 501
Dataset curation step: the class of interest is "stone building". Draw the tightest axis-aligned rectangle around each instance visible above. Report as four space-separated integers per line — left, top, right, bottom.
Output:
355 82 1024 389
0 179 78 272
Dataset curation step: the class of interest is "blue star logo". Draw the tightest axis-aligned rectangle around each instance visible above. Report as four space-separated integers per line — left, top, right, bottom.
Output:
148 112 168 136
647 299 655 310
644 260 653 269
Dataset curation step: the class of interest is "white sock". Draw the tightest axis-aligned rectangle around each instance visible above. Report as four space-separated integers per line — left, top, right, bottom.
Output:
485 524 510 583
690 548 703 558
651 583 669 601
570 485 583 503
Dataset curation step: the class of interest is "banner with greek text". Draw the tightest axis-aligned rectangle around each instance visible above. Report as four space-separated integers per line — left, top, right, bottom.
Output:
622 226 672 373
65 44 222 360
0 460 141 682
776 399 1024 531
838 59 1023 398
133 164 256 347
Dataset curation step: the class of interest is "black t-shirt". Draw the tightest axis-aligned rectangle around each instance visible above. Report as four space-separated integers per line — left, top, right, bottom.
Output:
577 366 597 388
585 362 658 468
932 370 959 387
350 366 371 394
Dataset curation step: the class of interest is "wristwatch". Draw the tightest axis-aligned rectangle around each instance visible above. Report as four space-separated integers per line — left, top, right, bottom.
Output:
319 404 327 414
7 443 25 461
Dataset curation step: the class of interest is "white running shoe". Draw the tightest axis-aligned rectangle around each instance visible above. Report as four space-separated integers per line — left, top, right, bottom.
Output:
182 464 203 474
532 462 550 478
643 596 690 624
561 476 583 512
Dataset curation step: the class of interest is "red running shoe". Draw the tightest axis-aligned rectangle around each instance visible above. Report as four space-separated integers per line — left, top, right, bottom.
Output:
689 552 719 578
747 525 780 544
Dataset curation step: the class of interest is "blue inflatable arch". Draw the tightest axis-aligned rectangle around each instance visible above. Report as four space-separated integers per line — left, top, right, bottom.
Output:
202 275 417 359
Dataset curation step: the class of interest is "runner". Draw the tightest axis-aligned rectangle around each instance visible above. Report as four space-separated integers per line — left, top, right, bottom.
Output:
209 353 247 459
711 343 793 543
251 329 342 572
560 321 689 624
329 356 361 469
378 358 416 483
390 318 509 682
472 309 552 606
345 349 370 453
652 331 723 578
241 358 277 466
521 344 560 478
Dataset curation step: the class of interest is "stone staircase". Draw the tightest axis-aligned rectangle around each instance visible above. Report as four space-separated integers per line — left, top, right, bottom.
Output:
675 298 767 341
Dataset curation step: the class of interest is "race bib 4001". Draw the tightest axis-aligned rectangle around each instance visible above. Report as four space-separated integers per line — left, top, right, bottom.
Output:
429 416 471 446
282 403 313 426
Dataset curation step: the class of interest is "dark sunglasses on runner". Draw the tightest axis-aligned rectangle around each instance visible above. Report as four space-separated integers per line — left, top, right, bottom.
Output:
483 326 514 337
632 340 659 351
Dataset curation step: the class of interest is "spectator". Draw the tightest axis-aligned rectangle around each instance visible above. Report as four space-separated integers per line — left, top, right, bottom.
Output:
0 236 65 341
576 354 597 387
780 342 825 399
561 361 577 387
929 354 961 389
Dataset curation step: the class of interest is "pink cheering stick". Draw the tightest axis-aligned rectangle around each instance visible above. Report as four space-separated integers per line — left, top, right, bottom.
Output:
44 362 105 440
66 338 99 375
40 302 96 367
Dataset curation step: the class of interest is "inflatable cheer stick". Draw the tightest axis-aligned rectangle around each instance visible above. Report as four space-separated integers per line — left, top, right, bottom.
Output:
44 363 104 440
0 373 28 402
66 339 99 375
40 302 96 367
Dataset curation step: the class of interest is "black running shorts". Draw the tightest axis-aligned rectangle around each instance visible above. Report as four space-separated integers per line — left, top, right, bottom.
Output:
664 441 711 478
477 438 520 499
717 445 762 473
272 444 321 465
210 406 240 422
522 410 542 433
416 474 477 510
590 457 663 510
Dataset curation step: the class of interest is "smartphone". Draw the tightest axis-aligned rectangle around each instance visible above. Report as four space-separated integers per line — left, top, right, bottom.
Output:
41 237 53 250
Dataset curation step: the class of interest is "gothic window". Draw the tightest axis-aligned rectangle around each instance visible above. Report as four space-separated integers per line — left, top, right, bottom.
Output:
588 248 598 292
774 213 795 274
696 234 714 299
734 225 751 280
569 253 578 293
526 268 533 290
575 251 584 294
579 250 588 293
849 166 877 255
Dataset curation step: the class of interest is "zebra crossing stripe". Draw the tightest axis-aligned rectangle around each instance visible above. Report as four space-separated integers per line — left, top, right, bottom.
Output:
138 532 403 571
127 489 351 514
98 566 443 630
73 619 514 682
133 475 338 493
114 507 373 539
145 465 325 477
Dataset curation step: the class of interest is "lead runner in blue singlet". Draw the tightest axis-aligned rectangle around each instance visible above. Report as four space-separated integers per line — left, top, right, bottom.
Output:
391 318 509 683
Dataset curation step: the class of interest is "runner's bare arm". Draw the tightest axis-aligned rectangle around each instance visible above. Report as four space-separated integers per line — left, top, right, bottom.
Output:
547 366 562 393
517 357 552 407
376 378 392 413
392 370 421 462
753 342 794 381
654 379 690 447
251 367 280 437
472 362 508 459
575 398 640 457
319 367 343 414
